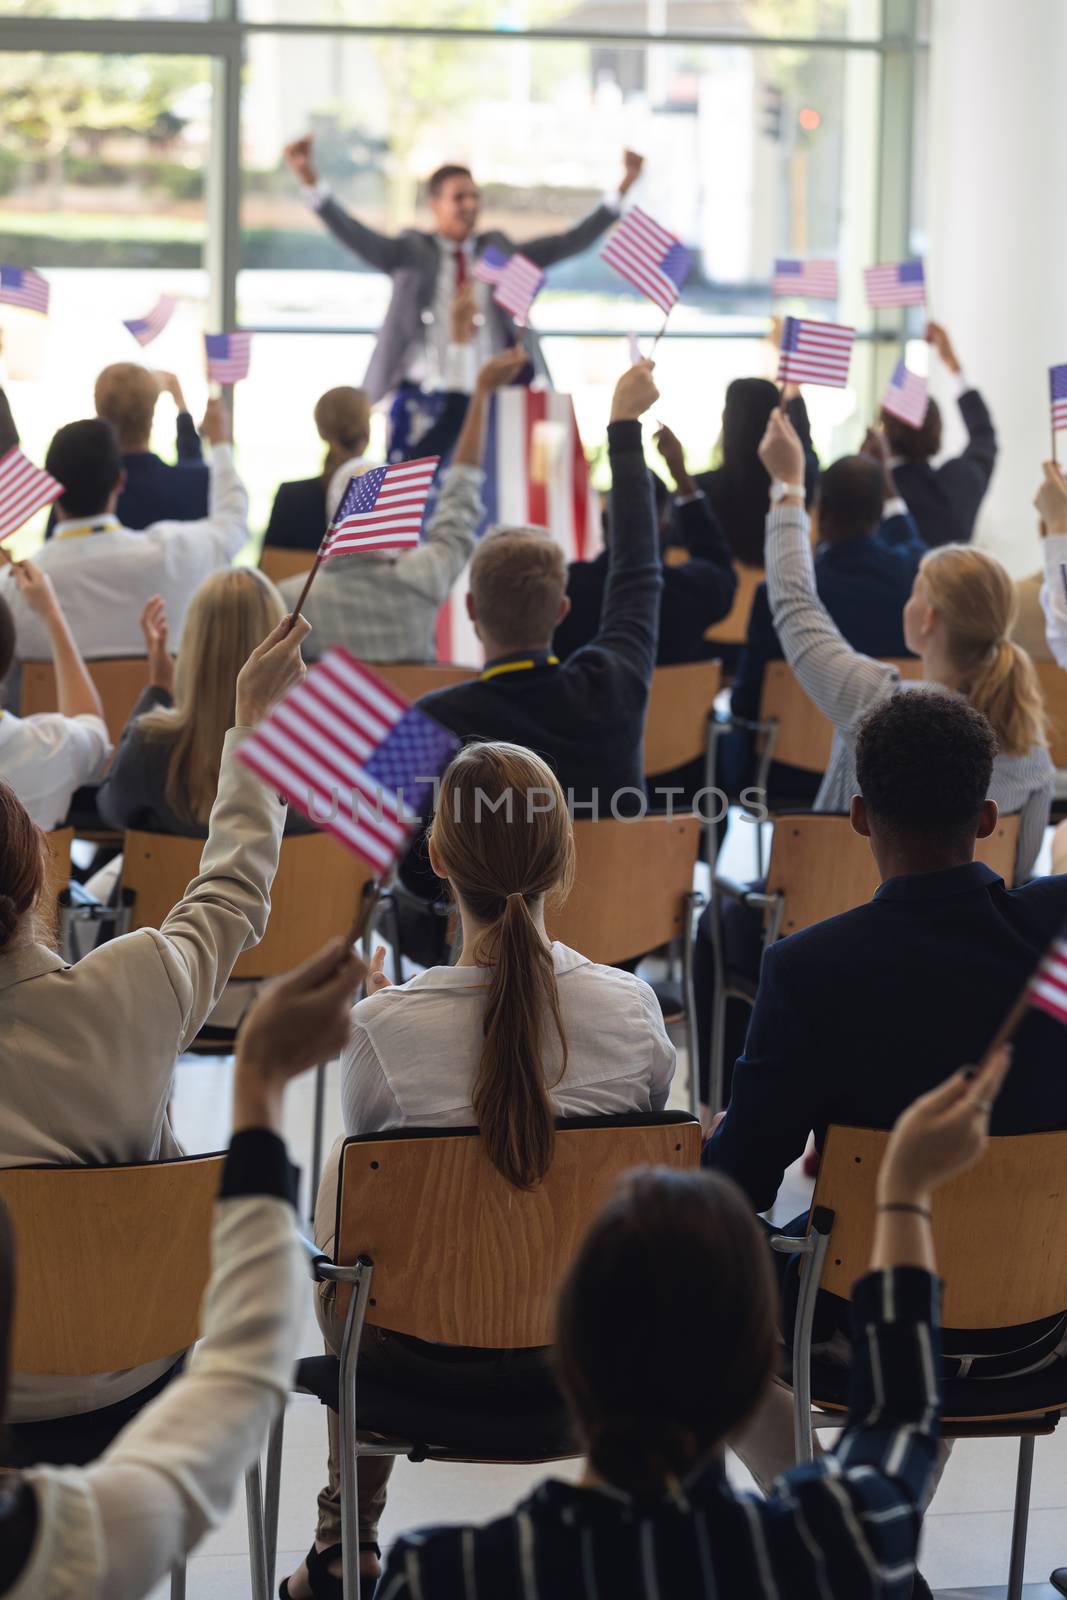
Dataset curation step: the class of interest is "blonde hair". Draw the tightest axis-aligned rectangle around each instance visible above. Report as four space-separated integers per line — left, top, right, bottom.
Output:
430 742 575 1189
315 387 372 482
94 363 160 452
138 568 286 824
469 529 567 652
919 544 1047 757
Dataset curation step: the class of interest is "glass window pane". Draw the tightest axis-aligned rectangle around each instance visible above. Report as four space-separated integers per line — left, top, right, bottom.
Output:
0 0 212 16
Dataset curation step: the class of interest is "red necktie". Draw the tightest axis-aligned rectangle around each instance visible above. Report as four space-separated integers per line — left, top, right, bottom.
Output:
454 248 468 290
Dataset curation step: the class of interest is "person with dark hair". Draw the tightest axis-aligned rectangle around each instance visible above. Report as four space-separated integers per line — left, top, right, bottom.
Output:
554 421 737 666
0 397 247 662
378 1054 1009 1599
0 939 365 1600
282 133 644 402
0 563 110 828
880 322 997 548
694 377 819 569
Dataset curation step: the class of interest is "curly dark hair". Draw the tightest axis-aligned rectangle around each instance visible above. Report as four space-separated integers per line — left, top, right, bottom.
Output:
855 689 997 849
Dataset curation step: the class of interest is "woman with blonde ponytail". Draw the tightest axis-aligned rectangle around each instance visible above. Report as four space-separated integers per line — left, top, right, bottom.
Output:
288 741 675 1600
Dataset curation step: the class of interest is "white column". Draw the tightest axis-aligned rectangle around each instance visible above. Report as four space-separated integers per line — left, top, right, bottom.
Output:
926 0 1067 574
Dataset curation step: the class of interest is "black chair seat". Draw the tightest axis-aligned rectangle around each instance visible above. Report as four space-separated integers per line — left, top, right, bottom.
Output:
781 1347 1067 1424
294 1354 577 1461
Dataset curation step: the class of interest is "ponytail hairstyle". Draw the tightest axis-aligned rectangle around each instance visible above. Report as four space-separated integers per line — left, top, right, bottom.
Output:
314 386 372 483
919 544 1047 758
554 1169 776 1497
429 742 575 1190
0 782 49 954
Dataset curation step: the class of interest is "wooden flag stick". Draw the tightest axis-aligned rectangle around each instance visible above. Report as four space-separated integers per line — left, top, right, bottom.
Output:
650 305 673 353
284 536 329 636
982 984 1033 1065
344 879 381 953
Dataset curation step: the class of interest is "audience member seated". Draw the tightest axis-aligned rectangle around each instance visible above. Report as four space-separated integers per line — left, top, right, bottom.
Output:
693 409 1052 1110
694 378 818 568
285 741 676 1598
91 365 209 531
0 614 307 1459
723 433 926 804
1 397 247 662
0 565 111 828
1036 459 1067 670
378 1058 1009 1599
0 941 361 1599
277 343 521 662
262 385 372 555
880 322 997 549
98 572 310 837
705 693 1067 1496
554 420 736 665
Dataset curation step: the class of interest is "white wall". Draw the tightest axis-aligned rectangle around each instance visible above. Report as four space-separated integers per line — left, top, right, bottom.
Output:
926 0 1067 575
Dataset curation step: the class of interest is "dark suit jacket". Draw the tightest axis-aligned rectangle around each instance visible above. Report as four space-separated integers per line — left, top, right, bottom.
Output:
704 862 1067 1216
45 413 209 537
553 493 736 666
315 199 619 401
893 388 997 548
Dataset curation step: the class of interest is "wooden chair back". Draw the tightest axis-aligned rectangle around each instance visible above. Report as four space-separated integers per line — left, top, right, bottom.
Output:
0 1154 224 1374
1035 660 1067 769
259 547 316 585
546 813 702 965
20 657 153 748
814 1126 1067 1329
122 831 375 978
758 658 923 776
335 1117 702 1343
644 659 722 776
765 812 1021 936
372 663 478 700
704 563 764 646
43 828 73 907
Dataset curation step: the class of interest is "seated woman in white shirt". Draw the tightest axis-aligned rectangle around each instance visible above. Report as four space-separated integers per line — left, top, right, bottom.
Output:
284 740 676 1600
0 938 365 1600
0 563 111 830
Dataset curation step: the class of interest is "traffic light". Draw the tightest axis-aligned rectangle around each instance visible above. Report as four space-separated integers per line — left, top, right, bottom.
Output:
761 83 784 142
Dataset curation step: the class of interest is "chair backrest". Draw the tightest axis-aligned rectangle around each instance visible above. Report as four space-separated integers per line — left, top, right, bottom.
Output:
20 657 153 748
1035 659 1067 769
546 813 702 965
765 811 1022 936
758 658 923 775
813 1125 1067 1328
122 830 375 978
704 563 765 646
644 659 722 776
0 1154 224 1373
372 662 478 699
335 1115 702 1343
43 828 72 907
259 546 316 585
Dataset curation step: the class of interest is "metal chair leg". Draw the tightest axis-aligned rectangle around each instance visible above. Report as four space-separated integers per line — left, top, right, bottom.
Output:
1007 1434 1035 1600
309 1061 326 1224
264 1405 286 1597
337 1260 374 1600
169 1561 186 1600
245 1458 270 1600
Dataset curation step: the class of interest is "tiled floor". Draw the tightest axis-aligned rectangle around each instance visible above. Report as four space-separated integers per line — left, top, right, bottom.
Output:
147 814 1066 1597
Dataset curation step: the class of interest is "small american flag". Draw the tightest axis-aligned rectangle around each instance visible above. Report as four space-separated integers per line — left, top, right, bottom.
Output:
205 331 252 384
492 252 545 325
0 266 50 316
1050 364 1067 437
772 258 839 301
124 295 177 347
325 456 439 559
473 245 509 286
0 446 63 542
601 207 691 315
882 359 929 428
1025 927 1067 1026
777 316 855 389
865 259 926 309
236 647 459 876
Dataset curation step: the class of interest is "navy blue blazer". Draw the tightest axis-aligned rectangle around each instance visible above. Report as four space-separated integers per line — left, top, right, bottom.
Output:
46 413 209 535
704 861 1067 1215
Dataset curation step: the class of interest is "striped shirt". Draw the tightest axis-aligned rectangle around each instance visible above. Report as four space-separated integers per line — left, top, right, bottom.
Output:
765 503 1054 882
378 1267 940 1599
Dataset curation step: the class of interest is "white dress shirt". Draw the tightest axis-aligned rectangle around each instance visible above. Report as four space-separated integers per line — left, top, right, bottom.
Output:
0 708 111 829
2 445 247 661
341 941 676 1135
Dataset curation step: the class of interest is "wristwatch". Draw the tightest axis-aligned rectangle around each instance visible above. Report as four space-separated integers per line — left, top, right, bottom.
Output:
769 480 805 504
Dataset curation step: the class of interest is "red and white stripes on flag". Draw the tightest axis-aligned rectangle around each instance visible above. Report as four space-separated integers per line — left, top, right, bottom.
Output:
492 253 545 325
601 207 691 315
864 259 926 308
0 447 63 542
882 360 930 428
1026 932 1067 1026
236 648 459 875
124 295 177 347
771 258 839 301
325 457 439 559
777 316 856 389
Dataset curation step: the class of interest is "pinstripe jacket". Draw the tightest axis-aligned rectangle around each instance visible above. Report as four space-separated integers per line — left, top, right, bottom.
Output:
378 1267 940 1599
